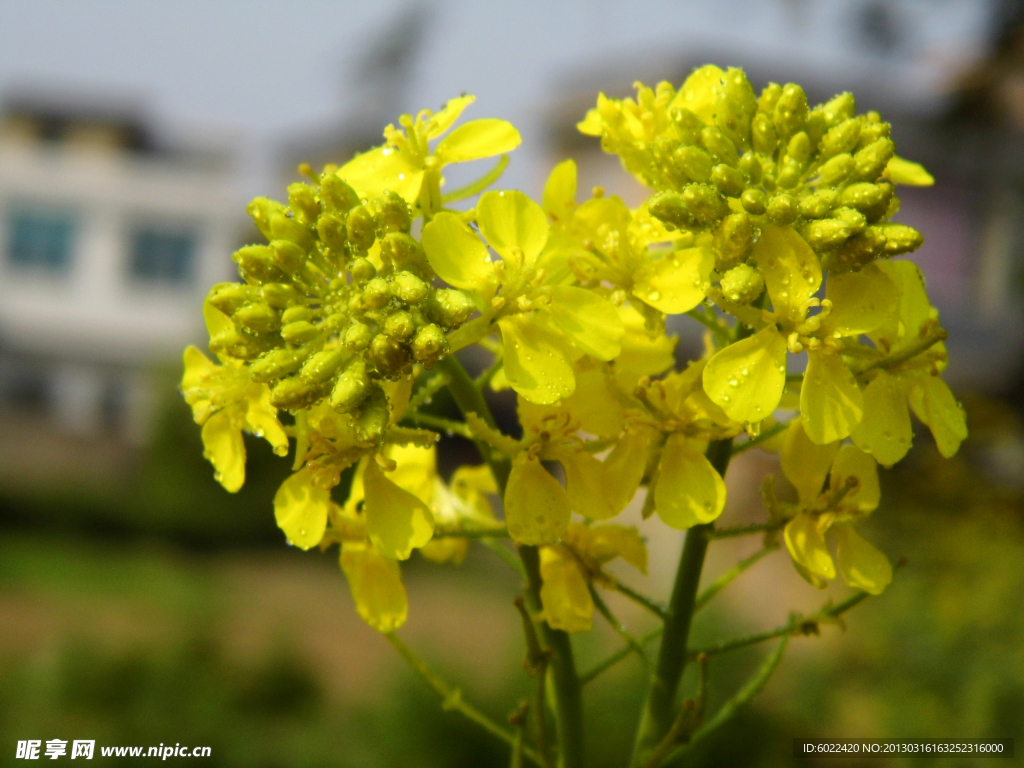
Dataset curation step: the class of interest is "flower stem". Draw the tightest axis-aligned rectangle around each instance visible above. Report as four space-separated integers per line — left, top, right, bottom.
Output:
629 437 733 767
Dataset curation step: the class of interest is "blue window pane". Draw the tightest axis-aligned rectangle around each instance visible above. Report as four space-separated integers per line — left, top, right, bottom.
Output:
7 208 76 272
130 227 196 284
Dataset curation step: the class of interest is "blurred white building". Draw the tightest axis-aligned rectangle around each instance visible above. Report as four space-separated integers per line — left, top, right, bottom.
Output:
0 95 240 445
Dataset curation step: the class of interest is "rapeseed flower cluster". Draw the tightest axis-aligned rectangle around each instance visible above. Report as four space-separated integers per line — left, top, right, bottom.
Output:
183 66 965 633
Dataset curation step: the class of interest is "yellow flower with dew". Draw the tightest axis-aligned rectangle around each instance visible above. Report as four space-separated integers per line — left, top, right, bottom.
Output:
539 523 648 633
423 189 625 404
340 95 521 216
773 419 892 594
181 345 288 492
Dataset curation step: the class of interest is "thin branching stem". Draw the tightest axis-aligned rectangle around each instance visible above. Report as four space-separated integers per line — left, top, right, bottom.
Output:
694 545 778 611
590 585 651 668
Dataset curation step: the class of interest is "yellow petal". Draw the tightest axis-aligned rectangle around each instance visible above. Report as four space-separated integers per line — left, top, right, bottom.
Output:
497 314 575 405
654 433 727 529
273 468 330 549
386 444 437 506
833 525 892 594
602 428 651 513
245 386 289 457
563 366 624 437
703 326 787 423
632 246 713 314
829 444 880 513
577 106 603 136
784 513 836 581
822 264 899 336
539 546 593 633
423 94 476 139
203 299 234 341
800 349 863 444
421 211 496 294
669 65 725 124
752 223 821 324
363 459 435 560
182 345 216 390
557 448 617 521
419 537 470 565
477 189 549 266
883 155 934 186
872 260 931 347
338 146 424 203
340 540 408 632
543 159 577 223
435 118 521 164
905 373 967 458
614 303 677 392
545 286 624 361
504 451 571 545
586 524 648 573
201 410 245 493
851 371 913 466
780 419 839 507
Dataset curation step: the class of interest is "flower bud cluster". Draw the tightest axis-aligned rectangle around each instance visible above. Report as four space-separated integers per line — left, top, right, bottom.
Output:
581 68 924 285
204 171 476 433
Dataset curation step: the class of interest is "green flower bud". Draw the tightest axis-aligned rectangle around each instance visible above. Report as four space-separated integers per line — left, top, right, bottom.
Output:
211 326 276 361
833 206 867 234
839 182 893 221
819 118 862 160
717 67 757 147
268 211 315 251
817 153 855 187
670 107 703 145
270 376 325 411
411 323 448 365
673 145 713 184
368 334 407 377
208 283 255 316
347 205 377 252
350 257 376 281
751 112 777 154
766 193 798 225
362 278 391 310
713 213 753 271
681 184 728 225
317 213 348 252
344 321 373 351
776 158 803 189
300 348 347 384
233 302 281 333
738 151 762 183
282 306 312 324
381 233 430 278
281 320 319 344
858 115 891 146
798 190 838 219
434 289 476 328
384 310 416 341
233 245 287 284
824 226 888 273
287 182 320 226
786 132 811 165
853 138 895 182
757 82 782 114
875 222 923 256
800 218 852 252
261 282 303 309
720 263 765 304
392 269 429 304
374 190 412 235
773 83 808 139
740 188 767 215
711 164 745 197
269 239 305 274
356 384 390 442
818 92 856 128
246 197 285 241
320 174 360 214
331 358 370 412
250 348 308 383
700 126 738 167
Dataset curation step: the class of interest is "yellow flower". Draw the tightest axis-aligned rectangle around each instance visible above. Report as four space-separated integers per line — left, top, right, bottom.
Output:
703 223 898 443
777 420 892 594
181 345 288 492
851 260 966 464
539 523 648 633
339 95 521 215
422 189 625 404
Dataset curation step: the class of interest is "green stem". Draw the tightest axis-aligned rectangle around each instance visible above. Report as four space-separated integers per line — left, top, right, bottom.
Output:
401 410 473 438
705 522 782 541
693 545 778 611
438 354 584 768
579 626 662 687
629 438 734 767
610 578 668 621
590 585 651 668
730 420 790 456
386 633 544 767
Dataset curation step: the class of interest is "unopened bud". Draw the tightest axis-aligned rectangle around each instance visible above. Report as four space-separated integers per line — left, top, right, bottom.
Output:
233 302 281 333
368 334 407 377
233 245 287 284
381 234 430 278
384 310 416 341
800 218 852 252
250 348 307 383
350 257 376 281
269 239 305 274
711 164 745 197
392 270 429 304
261 282 303 309
374 190 412 235
766 194 798 225
673 145 713 184
875 223 923 256
411 323 448 364
434 289 476 328
343 321 373 351
713 213 753 271
347 205 377 252
362 278 391 310
331 357 370 412
700 126 738 167
741 188 767 215
751 112 777 154
300 348 347 384
317 213 348 252
208 283 255 316
320 174 360 214
773 83 808 138
819 118 862 160
720 263 764 304
853 138 894 181
839 182 892 221
287 182 320 226
269 211 315 251
281 320 319 344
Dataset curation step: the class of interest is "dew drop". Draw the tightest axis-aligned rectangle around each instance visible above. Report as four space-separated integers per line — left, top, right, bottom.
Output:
648 291 661 301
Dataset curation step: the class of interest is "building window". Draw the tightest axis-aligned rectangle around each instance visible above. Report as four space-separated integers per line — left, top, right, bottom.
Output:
129 225 196 284
7 207 77 272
